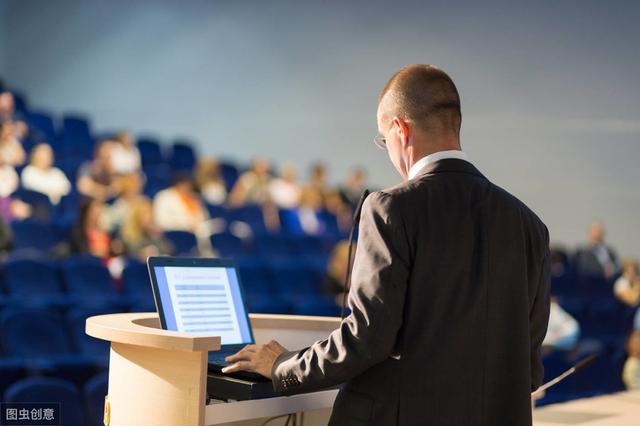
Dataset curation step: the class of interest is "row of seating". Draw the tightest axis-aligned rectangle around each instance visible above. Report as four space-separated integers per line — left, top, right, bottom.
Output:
2 374 107 426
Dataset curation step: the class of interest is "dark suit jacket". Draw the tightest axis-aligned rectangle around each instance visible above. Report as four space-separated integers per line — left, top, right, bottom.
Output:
271 159 551 426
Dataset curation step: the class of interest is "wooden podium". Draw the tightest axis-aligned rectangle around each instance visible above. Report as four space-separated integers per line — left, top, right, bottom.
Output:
86 312 341 426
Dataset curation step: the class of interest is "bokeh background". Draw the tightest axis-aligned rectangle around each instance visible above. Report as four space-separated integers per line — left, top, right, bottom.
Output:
1 0 639 256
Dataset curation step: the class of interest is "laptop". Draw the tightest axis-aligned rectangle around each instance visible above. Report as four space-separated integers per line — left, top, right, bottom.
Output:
147 256 269 382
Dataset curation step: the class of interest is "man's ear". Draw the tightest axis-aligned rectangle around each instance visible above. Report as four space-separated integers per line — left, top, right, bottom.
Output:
392 117 411 147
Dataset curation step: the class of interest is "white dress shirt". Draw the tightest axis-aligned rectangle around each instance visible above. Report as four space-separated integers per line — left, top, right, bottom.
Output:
408 150 470 180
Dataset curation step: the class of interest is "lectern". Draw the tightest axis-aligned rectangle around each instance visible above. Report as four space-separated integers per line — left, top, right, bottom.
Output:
86 312 341 426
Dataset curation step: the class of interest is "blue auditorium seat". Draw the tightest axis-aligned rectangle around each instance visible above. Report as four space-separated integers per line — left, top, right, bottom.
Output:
67 307 115 365
0 359 28 400
10 221 60 252
219 161 239 191
270 260 324 295
84 372 109 426
13 189 54 222
291 297 341 317
254 234 294 257
278 208 305 235
211 233 247 257
539 352 578 405
170 140 197 172
236 257 273 295
1 309 73 359
60 115 94 160
4 377 88 426
206 203 228 220
27 111 56 144
122 260 153 298
227 205 267 235
246 296 292 314
164 231 198 255
3 256 65 306
138 137 164 166
61 256 118 299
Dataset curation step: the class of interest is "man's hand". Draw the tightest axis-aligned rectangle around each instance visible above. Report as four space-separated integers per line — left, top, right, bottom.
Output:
222 340 287 379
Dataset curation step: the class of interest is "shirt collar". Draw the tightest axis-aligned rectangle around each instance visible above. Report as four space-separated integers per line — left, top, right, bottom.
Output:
408 150 470 180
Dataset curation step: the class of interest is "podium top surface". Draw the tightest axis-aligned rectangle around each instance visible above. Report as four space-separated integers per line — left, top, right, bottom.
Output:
86 312 221 352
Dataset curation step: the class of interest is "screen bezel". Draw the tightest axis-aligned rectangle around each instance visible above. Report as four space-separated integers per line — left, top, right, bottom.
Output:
147 256 256 348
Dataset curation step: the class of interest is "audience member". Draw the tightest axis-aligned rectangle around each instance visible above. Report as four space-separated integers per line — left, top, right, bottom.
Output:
614 259 640 307
297 186 324 235
121 198 172 261
0 119 26 166
0 92 27 138
77 140 121 200
70 199 121 258
110 131 142 175
21 143 71 204
0 157 19 197
269 163 301 209
550 245 570 277
195 156 227 205
323 240 352 307
339 167 367 209
575 220 620 279
623 330 640 390
0 196 31 224
542 298 581 350
153 173 208 232
228 157 273 206
102 174 144 232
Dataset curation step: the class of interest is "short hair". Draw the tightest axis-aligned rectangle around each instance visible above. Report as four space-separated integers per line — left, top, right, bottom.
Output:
379 64 461 132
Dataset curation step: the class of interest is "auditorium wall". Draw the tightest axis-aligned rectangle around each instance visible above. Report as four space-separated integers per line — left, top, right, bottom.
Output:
2 0 639 257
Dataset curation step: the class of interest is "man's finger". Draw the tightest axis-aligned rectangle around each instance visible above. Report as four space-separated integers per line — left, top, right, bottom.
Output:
221 361 254 374
225 347 258 362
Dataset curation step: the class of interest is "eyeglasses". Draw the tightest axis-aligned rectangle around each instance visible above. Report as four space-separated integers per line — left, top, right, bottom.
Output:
373 133 387 150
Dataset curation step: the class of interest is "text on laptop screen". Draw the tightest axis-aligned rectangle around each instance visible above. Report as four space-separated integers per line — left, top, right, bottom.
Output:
153 265 252 345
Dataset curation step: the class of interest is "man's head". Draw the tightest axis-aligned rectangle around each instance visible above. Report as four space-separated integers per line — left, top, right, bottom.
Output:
377 64 462 180
588 219 606 246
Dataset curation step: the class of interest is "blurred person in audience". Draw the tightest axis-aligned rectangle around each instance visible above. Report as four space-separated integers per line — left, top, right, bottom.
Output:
542 298 580 351
153 173 208 233
0 92 27 138
21 143 71 204
297 186 324 235
228 157 273 206
323 240 353 307
102 174 144 232
550 245 570 276
110 131 142 175
269 163 301 209
615 259 640 307
0 154 19 198
339 167 367 209
575 219 620 279
623 330 640 390
0 119 26 166
195 156 227 206
0 195 31 224
77 140 122 200
70 198 123 258
121 198 173 261
635 308 640 330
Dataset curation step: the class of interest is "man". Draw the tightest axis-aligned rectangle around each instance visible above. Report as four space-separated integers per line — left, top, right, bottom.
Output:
224 64 551 425
575 219 620 280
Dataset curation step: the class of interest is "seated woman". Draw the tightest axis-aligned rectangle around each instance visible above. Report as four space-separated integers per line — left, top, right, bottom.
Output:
77 140 121 201
623 330 640 390
110 131 142 176
153 173 208 233
21 143 72 204
542 298 581 351
71 199 123 259
121 198 172 261
195 156 227 206
0 119 26 167
102 173 144 232
614 259 640 307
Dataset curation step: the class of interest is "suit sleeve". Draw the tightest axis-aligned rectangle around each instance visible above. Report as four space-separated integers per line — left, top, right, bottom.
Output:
271 191 410 394
530 227 551 391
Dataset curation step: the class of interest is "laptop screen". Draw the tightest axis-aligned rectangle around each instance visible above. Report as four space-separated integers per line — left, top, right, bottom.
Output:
151 261 253 346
